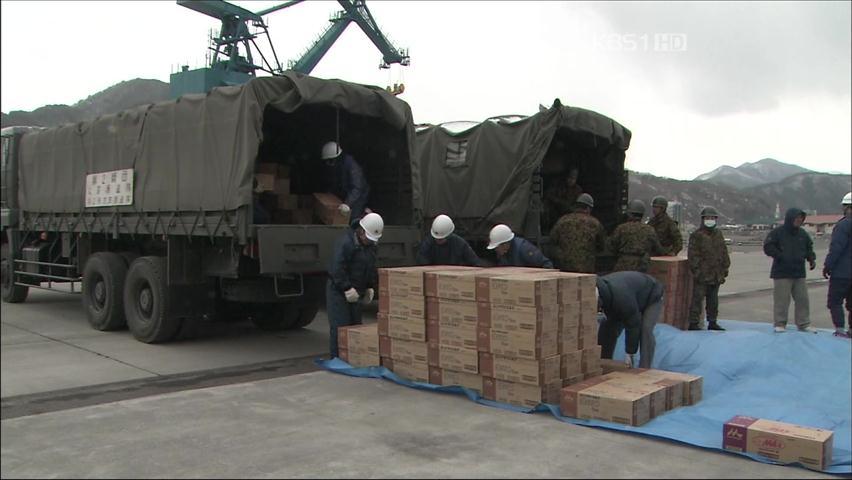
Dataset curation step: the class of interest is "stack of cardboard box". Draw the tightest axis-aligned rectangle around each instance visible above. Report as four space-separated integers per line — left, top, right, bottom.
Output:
648 256 693 330
255 163 315 224
560 367 703 426
338 323 380 367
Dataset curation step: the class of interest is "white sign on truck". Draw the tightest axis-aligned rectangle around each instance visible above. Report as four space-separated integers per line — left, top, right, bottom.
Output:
85 168 134 207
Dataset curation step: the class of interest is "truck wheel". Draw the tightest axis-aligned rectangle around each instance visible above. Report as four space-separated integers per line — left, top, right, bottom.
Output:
1 243 29 303
82 252 128 330
118 252 140 268
124 256 179 343
292 304 319 329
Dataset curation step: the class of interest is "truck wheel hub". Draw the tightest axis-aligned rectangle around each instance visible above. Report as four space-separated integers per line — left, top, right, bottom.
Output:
93 281 106 305
139 287 153 314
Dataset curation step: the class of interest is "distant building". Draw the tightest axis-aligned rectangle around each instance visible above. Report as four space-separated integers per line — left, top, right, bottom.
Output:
802 215 843 236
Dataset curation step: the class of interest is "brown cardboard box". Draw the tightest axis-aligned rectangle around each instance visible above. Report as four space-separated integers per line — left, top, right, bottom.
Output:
524 271 597 304
428 367 486 393
255 173 276 192
598 374 668 418
479 352 561 386
427 343 479 374
601 370 685 410
424 269 483 301
377 313 427 342
380 266 477 299
339 348 379 367
583 368 603 379
559 303 581 330
381 357 429 383
560 350 583 378
313 192 350 225
561 380 652 426
578 322 598 350
601 359 632 375
478 327 558 360
581 346 602 373
563 373 586 387
473 268 552 303
379 336 429 364
478 274 559 307
558 322 580 354
426 320 478 349
636 369 703 406
426 298 479 328
256 163 279 175
723 416 834 471
378 295 426 318
274 178 290 196
483 378 562 408
338 324 379 355
478 303 559 333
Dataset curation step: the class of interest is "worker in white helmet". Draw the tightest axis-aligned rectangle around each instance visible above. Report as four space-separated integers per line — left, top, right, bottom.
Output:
487 224 554 268
327 212 384 358
320 141 370 221
416 214 480 266
823 192 852 338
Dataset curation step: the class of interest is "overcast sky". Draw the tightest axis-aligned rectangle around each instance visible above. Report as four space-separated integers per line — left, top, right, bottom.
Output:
1 1 849 180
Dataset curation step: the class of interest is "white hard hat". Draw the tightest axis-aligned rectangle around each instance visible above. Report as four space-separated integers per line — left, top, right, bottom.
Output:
843 192 852 206
321 141 341 160
431 214 455 240
487 224 515 250
359 213 384 242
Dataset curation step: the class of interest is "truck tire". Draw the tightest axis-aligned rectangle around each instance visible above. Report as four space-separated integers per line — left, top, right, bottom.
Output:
250 303 319 331
118 252 140 268
293 304 319 329
124 256 179 343
82 252 128 330
1 243 29 303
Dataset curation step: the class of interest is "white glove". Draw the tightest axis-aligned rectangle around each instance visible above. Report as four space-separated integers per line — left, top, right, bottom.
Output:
344 288 359 303
338 204 351 215
624 354 635 369
363 288 375 304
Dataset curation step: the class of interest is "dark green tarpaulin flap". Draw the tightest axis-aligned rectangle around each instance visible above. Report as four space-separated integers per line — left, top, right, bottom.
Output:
415 100 630 237
18 72 417 215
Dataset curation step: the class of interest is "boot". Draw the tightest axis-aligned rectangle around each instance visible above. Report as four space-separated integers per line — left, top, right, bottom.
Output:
688 323 702 331
708 321 725 331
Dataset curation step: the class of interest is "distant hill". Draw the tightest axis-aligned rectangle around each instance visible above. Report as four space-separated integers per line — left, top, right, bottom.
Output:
694 158 812 189
1 79 169 128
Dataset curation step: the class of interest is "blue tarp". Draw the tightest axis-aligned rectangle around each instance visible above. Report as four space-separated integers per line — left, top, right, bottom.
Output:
317 320 851 475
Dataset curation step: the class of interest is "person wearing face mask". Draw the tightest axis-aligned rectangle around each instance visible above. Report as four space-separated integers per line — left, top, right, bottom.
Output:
326 213 383 358
417 214 481 266
687 206 731 331
320 141 370 221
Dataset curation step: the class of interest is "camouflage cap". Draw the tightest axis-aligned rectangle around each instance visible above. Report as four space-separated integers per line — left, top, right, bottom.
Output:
651 196 668 208
575 193 594 208
627 199 646 216
700 206 719 217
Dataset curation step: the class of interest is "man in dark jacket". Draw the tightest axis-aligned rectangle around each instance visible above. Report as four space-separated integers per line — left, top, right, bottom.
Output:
321 141 370 221
687 206 731 331
596 271 665 368
487 224 554 269
417 214 481 266
823 192 852 338
326 213 383 358
763 208 818 333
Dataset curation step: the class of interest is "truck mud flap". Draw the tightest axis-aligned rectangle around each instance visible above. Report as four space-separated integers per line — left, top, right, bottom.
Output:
256 225 420 275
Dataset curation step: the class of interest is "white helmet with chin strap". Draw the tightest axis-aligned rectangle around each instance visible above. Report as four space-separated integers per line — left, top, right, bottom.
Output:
359 213 384 242
487 224 515 250
843 192 851 206
431 214 455 239
321 141 341 160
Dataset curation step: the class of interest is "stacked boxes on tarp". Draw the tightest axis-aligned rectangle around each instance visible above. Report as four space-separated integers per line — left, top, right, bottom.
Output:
648 256 693 330
338 323 380 367
255 163 316 224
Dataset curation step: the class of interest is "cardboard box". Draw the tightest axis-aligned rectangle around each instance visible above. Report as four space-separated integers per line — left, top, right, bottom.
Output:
255 173 276 192
426 298 479 328
479 353 561 386
377 313 427 342
558 323 580 354
379 336 429 364
274 178 290 196
381 357 429 383
380 266 477 299
561 380 652 426
339 348 379 367
584 368 603 379
478 303 558 333
581 346 602 373
635 369 703 406
428 367 486 393
563 373 586 387
578 322 598 350
378 295 426 318
522 271 597 304
426 320 478 349
313 192 350 225
424 269 484 301
338 324 379 355
598 374 668 418
560 350 583 378
256 163 279 175
723 416 833 471
478 274 559 307
478 327 558 360
483 378 562 408
427 343 479 374
601 370 685 410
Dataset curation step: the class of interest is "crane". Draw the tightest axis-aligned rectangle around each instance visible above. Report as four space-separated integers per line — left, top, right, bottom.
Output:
171 0 409 98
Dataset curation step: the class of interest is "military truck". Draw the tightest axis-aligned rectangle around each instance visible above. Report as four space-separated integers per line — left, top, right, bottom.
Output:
414 100 631 270
1 73 421 343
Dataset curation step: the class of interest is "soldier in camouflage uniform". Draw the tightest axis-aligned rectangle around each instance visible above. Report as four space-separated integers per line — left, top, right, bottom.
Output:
647 196 683 256
544 168 583 231
610 200 664 273
687 206 730 331
550 193 607 273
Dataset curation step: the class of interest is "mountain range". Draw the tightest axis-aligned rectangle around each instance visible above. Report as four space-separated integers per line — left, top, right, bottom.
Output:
3 80 849 226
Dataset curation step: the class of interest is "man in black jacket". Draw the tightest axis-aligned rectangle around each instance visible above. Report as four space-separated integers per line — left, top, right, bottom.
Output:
763 208 818 333
417 214 481 266
596 271 665 368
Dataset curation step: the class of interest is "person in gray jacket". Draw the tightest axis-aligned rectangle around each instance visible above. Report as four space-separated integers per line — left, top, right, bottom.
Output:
823 192 852 338
596 271 664 369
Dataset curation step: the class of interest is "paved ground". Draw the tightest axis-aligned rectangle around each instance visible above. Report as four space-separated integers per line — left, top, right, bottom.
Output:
0 372 835 479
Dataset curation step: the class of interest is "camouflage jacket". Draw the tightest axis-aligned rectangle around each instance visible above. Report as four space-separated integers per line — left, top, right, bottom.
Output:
688 227 730 284
609 221 664 273
544 183 583 223
648 213 683 256
550 212 608 273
